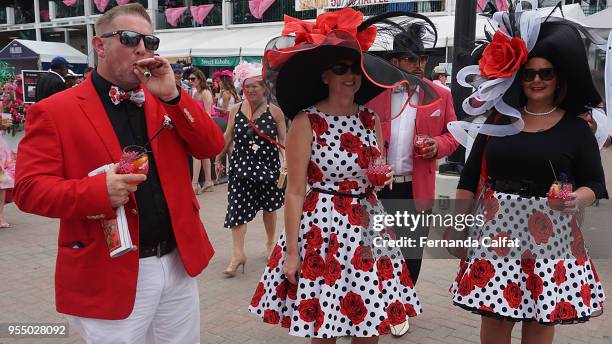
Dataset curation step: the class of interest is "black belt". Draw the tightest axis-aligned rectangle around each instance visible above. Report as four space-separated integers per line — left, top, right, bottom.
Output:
139 240 176 258
493 179 557 198
311 187 373 199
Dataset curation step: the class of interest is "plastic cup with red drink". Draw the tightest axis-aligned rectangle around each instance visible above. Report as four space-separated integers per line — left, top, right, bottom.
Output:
116 145 149 185
367 157 392 188
414 134 430 157
547 181 573 211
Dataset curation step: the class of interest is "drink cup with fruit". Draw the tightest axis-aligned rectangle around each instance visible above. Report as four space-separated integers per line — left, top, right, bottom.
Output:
367 157 392 188
414 134 430 157
116 145 149 185
547 181 573 211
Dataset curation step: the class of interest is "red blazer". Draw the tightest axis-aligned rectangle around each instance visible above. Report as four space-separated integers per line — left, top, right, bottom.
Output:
14 78 224 320
367 78 459 211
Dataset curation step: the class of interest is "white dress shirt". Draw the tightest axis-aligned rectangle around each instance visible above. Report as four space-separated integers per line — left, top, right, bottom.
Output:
388 89 419 176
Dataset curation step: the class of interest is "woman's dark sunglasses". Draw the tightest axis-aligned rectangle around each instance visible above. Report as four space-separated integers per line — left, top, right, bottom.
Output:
523 68 555 82
188 77 197 81
100 30 160 51
327 62 362 76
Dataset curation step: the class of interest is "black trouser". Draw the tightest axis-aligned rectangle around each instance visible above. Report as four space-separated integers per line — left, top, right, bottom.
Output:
377 182 431 285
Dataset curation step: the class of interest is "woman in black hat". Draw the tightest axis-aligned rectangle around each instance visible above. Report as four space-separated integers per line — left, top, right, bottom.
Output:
448 8 607 343
247 8 439 341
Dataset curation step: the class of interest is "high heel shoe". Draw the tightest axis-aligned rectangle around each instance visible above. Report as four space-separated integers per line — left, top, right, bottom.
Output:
223 258 247 277
202 182 215 192
192 182 202 195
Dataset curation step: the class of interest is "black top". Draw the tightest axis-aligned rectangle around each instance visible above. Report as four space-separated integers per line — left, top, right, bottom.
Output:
35 71 67 102
91 71 175 248
458 113 608 199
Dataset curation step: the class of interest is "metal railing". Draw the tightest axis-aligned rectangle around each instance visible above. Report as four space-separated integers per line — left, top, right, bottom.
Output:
93 0 149 15
231 0 316 25
156 5 222 29
52 0 85 19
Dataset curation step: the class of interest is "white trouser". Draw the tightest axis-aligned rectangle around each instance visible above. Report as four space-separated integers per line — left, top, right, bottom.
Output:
68 250 200 344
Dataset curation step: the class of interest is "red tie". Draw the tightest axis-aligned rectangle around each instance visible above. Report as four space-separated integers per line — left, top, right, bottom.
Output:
109 86 145 107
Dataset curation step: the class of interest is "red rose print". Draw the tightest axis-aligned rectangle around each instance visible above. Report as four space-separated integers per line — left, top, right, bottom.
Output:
455 260 468 284
490 232 512 257
340 132 363 153
356 146 381 169
332 195 353 215
377 319 391 335
305 225 324 250
251 282 265 307
503 282 522 309
302 250 325 280
571 234 587 261
528 211 554 244
400 261 414 288
307 161 324 184
303 191 319 212
365 192 377 204
458 275 475 297
339 180 359 191
404 303 417 317
351 245 375 272
553 260 567 286
590 259 600 283
328 233 340 258
479 305 494 312
287 282 298 300
347 204 368 227
570 213 582 234
267 244 282 269
376 256 394 291
359 109 375 129
276 282 287 299
308 113 329 146
482 197 499 222
281 316 292 328
340 291 368 324
469 259 496 288
549 301 577 322
263 309 280 324
580 284 592 306
386 300 407 326
526 273 543 300
521 250 535 275
297 298 324 331
324 257 342 286
479 31 528 79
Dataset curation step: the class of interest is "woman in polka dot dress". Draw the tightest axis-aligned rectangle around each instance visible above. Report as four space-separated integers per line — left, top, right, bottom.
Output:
215 74 287 277
448 19 607 343
246 9 439 341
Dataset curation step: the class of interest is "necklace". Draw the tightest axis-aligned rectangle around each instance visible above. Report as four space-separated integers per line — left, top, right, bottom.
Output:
523 106 557 116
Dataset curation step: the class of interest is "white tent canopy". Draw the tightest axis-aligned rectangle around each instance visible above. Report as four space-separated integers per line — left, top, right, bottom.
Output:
7 39 88 64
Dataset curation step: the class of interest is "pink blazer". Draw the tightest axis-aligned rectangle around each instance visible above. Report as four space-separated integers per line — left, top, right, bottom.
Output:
367 78 459 211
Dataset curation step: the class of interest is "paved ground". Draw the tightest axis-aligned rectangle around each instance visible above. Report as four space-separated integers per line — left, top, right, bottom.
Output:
2 151 612 344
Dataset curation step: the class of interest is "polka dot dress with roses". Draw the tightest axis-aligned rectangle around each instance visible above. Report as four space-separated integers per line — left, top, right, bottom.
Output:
223 108 284 228
248 106 422 338
450 192 605 324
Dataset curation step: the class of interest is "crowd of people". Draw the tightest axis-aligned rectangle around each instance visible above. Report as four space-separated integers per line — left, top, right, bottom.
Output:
4 2 610 344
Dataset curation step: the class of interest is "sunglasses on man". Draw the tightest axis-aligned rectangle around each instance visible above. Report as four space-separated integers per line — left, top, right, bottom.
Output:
522 68 555 82
398 55 428 65
326 62 362 76
100 30 160 51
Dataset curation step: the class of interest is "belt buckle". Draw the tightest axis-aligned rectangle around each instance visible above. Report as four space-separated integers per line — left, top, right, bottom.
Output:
156 242 162 258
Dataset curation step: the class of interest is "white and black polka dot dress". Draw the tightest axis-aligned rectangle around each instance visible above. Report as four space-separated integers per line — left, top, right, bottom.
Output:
248 106 422 338
223 104 284 228
449 191 605 324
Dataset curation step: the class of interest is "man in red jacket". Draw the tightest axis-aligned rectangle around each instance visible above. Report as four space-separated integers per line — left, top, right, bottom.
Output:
367 16 459 336
14 4 223 343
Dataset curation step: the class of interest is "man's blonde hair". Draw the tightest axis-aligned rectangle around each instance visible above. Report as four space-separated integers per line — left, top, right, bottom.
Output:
94 3 151 35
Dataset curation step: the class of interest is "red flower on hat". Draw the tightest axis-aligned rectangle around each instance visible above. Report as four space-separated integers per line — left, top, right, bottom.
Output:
282 8 377 51
479 31 528 79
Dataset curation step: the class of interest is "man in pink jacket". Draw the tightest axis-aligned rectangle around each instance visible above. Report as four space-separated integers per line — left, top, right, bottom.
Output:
367 18 459 335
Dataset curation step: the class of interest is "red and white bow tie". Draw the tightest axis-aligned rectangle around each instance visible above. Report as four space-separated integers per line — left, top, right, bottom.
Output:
109 86 145 107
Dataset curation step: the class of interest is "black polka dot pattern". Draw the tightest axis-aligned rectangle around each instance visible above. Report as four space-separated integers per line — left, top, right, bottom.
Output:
224 107 284 228
248 106 422 338
450 192 605 324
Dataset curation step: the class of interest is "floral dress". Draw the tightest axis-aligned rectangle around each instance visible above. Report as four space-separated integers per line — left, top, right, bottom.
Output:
0 134 15 189
248 106 422 338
